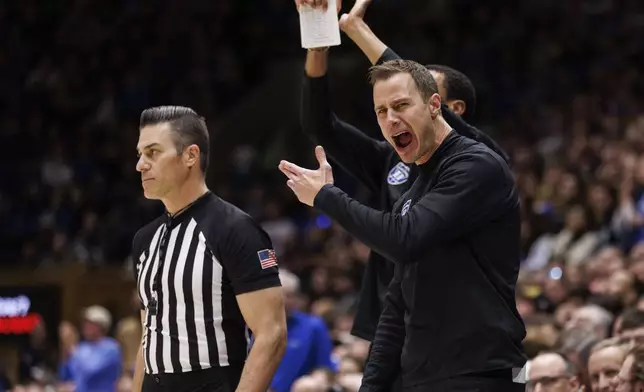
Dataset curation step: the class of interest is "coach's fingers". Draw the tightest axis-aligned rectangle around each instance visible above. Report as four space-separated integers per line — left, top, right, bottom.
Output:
314 146 330 168
349 0 371 18
279 160 303 178
278 166 298 182
286 180 296 191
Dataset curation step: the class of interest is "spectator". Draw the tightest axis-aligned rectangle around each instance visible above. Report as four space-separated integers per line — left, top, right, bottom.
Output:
587 339 628 392
18 319 56 386
615 344 644 392
1 0 644 391
557 326 601 389
270 270 337 392
58 306 121 392
527 352 580 392
566 305 614 340
616 309 644 347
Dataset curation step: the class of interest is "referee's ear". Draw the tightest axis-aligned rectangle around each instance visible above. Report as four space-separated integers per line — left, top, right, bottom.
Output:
184 144 200 168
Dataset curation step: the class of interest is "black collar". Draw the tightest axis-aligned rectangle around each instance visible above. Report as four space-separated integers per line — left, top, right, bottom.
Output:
165 190 212 227
419 130 458 175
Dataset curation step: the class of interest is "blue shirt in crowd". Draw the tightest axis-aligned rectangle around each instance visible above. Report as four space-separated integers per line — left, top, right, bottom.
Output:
270 311 337 392
59 337 121 392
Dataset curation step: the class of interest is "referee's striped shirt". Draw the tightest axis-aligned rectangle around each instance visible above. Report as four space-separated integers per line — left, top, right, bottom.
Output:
132 191 281 374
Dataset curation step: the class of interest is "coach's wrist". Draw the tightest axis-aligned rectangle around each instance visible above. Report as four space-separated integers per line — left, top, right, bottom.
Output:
307 46 329 52
312 183 334 208
305 48 329 77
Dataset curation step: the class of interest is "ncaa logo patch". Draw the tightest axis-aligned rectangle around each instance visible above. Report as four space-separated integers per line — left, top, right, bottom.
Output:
401 199 412 216
387 162 410 185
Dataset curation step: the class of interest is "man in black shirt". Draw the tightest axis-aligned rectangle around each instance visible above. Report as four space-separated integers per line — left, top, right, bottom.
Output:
298 0 509 343
280 60 526 391
132 106 287 392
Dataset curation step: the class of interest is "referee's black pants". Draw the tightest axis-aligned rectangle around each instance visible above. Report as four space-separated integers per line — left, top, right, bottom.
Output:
142 363 243 392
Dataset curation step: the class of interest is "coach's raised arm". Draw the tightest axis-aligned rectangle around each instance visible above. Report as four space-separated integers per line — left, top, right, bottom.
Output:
298 0 392 195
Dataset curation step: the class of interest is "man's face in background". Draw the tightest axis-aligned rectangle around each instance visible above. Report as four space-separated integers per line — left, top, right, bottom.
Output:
588 346 626 392
528 353 580 392
428 70 466 117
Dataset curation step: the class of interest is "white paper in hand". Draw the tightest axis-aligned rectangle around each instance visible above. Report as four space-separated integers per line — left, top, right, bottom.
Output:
298 0 341 49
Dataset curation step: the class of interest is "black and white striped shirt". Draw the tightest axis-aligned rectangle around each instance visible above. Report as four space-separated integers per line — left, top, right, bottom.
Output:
132 191 281 374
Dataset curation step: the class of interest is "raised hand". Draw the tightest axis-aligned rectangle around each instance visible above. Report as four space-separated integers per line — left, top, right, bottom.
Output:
279 146 334 207
339 0 371 32
294 0 342 12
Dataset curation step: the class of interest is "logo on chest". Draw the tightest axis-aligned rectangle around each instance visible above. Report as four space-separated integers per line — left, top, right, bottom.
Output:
401 199 412 216
387 162 411 185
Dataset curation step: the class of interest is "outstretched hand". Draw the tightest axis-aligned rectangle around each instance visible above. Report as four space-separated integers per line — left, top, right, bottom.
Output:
279 146 334 207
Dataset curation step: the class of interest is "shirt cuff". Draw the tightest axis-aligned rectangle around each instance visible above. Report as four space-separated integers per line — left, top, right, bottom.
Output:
313 184 339 212
304 72 328 85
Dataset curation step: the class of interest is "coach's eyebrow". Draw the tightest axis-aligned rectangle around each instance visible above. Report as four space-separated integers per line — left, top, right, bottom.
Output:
391 98 409 105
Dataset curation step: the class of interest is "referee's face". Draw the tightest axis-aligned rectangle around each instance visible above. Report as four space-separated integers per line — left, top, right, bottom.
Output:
136 123 186 199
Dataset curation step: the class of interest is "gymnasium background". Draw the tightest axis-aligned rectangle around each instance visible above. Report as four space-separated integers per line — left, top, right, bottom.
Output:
1 0 643 391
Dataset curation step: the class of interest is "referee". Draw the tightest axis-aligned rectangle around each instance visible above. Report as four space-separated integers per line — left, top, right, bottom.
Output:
132 106 287 392
280 60 526 391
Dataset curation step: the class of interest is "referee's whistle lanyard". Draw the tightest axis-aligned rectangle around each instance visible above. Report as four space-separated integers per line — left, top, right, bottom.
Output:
149 191 212 315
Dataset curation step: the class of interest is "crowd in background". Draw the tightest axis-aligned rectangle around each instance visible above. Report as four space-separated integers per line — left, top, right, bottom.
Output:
2 0 644 391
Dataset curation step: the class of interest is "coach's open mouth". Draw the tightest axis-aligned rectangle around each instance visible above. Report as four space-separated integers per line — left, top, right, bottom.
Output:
392 131 412 149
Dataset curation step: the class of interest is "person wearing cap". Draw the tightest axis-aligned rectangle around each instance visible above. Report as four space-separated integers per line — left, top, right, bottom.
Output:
58 305 122 392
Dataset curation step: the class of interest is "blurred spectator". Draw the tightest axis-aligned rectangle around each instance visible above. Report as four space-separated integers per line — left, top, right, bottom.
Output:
1 0 644 390
616 344 644 392
566 305 614 340
114 291 143 376
18 318 56 386
587 339 628 391
557 326 601 389
616 309 644 347
270 270 336 392
526 352 580 392
58 306 121 392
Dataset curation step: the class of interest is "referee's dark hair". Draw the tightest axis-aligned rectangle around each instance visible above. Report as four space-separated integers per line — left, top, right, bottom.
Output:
368 59 439 103
140 106 210 175
425 64 477 119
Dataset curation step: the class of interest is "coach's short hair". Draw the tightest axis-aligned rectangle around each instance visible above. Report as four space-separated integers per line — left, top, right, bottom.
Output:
368 59 439 103
425 64 477 117
140 106 210 175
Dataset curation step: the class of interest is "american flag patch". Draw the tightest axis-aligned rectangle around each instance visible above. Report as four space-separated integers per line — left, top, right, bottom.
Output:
257 249 278 269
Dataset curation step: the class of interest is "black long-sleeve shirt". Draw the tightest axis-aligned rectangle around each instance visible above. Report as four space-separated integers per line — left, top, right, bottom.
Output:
300 47 510 341
314 132 526 390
